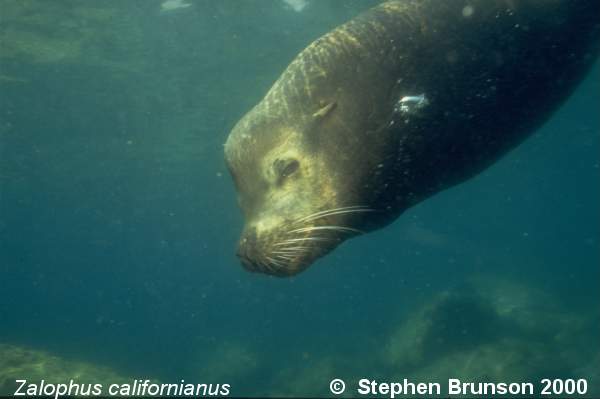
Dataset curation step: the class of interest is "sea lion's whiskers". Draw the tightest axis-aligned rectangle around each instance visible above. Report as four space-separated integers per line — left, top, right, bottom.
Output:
273 246 312 251
292 207 347 224
273 237 331 246
262 259 275 272
272 241 296 248
266 256 286 269
282 237 332 244
274 254 295 262
273 251 294 258
272 249 304 256
288 225 364 235
271 249 298 254
308 208 375 220
293 205 369 224
298 208 376 225
257 258 276 273
260 213 368 273
292 205 371 225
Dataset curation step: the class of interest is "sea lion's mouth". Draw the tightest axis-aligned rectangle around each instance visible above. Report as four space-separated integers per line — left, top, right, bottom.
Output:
236 231 322 277
236 205 374 277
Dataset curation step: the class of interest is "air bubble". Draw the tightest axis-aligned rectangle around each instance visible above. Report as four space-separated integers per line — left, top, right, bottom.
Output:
462 5 474 18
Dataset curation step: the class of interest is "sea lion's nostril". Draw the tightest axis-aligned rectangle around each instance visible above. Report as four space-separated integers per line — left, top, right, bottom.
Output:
236 247 256 272
238 253 255 271
235 245 245 260
236 228 259 271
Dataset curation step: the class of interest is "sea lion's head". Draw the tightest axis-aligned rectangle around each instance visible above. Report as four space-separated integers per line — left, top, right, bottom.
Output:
224 18 407 277
224 66 401 276
225 99 379 277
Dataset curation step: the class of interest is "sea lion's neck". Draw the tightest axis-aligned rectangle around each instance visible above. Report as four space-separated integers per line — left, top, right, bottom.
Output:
260 1 424 122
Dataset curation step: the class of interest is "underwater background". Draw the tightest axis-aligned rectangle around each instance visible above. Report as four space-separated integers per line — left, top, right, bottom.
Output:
1 0 599 397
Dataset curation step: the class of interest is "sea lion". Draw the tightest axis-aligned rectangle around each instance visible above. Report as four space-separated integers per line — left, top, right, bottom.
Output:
224 0 600 277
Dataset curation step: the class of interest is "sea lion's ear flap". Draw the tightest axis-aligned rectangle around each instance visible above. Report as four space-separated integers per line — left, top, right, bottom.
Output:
312 102 337 121
305 102 337 146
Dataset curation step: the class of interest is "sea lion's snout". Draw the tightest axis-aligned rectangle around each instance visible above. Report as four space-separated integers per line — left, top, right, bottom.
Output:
235 222 330 277
236 227 297 276
236 228 261 272
233 210 368 277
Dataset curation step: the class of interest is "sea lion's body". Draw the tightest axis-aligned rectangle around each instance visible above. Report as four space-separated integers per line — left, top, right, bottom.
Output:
225 0 600 276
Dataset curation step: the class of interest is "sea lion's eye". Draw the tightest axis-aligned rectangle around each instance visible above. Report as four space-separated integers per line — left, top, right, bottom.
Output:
282 159 299 177
274 158 300 181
